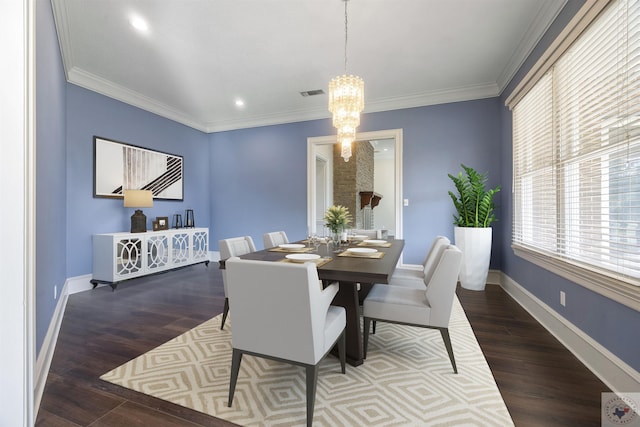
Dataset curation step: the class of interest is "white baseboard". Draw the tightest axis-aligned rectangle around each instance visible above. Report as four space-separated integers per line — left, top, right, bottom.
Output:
34 254 220 415
498 272 640 393
68 273 104 294
34 277 70 417
34 273 116 417
486 269 501 285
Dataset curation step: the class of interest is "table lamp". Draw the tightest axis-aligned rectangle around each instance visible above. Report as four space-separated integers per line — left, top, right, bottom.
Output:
123 190 153 233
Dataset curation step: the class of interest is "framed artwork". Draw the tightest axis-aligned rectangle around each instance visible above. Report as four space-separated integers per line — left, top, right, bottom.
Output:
94 136 184 200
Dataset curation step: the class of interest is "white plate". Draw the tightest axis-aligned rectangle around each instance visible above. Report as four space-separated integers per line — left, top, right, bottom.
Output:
363 239 386 245
351 235 369 240
279 244 305 249
286 254 321 262
347 247 377 254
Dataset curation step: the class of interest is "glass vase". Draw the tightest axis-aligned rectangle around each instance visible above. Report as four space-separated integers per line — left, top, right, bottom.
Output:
333 231 341 246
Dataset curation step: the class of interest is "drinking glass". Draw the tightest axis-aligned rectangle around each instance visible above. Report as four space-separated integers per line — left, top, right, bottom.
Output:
308 233 318 249
325 235 334 250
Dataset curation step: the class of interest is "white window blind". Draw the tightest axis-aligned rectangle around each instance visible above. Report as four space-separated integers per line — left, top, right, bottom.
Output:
512 0 640 297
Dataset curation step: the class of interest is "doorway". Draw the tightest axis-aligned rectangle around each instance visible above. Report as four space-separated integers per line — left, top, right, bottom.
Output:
307 129 403 239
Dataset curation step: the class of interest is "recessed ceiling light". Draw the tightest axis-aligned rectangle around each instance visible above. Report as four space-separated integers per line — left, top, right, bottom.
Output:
235 99 245 108
130 17 149 32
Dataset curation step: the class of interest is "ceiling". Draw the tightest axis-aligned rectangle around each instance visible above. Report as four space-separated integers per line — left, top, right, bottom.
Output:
51 0 566 133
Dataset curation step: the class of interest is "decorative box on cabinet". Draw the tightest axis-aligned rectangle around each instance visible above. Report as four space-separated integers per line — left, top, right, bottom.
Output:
91 227 209 290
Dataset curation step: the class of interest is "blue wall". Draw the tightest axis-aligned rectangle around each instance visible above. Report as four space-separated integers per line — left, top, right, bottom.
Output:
499 0 640 372
360 101 502 267
36 0 67 353
209 98 502 268
210 120 328 247
65 85 211 277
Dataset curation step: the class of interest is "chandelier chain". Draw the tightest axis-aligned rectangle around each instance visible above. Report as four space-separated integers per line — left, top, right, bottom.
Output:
343 0 348 74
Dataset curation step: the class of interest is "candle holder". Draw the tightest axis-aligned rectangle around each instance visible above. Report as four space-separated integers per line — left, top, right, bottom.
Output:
172 213 183 229
185 209 195 228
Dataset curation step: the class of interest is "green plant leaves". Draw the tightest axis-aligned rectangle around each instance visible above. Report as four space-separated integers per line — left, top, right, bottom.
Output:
448 164 500 227
324 205 352 233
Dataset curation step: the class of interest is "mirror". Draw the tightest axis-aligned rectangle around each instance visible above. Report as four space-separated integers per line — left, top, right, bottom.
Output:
307 128 403 239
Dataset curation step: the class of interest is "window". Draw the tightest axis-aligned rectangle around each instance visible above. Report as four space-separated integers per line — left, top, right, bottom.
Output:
510 0 640 309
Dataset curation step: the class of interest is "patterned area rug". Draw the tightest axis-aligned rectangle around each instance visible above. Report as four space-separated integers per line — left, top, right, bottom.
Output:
101 298 513 426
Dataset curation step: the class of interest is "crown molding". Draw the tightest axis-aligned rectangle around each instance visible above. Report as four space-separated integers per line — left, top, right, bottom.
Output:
51 0 73 81
202 108 330 133
204 84 501 132
496 0 567 93
364 83 500 114
67 67 209 132
68 67 502 134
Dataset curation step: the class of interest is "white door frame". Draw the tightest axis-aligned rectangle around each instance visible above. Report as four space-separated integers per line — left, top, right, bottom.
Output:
307 128 403 240
315 154 331 234
0 0 36 425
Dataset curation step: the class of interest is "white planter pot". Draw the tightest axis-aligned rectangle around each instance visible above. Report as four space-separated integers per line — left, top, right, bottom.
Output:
454 226 492 291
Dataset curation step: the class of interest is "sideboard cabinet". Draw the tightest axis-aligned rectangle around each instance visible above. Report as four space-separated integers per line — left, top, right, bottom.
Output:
92 227 209 289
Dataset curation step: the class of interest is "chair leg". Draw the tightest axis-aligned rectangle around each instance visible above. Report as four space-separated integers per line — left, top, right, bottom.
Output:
221 297 229 330
363 317 371 359
227 348 243 406
305 365 319 427
373 320 376 334
338 329 346 374
440 328 457 374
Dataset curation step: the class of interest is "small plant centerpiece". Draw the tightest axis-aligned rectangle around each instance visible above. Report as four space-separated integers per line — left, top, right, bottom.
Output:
448 164 501 291
324 205 352 243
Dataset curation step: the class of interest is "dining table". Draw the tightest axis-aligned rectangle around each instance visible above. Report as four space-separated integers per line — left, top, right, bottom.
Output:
219 237 405 366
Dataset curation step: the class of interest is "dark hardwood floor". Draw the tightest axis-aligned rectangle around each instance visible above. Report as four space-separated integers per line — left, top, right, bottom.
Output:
456 285 609 426
35 264 609 426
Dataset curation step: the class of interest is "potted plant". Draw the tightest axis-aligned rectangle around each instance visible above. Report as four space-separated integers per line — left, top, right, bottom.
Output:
448 164 500 290
324 205 352 243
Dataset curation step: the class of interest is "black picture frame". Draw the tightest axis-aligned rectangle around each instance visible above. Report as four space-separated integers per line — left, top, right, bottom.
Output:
93 136 184 201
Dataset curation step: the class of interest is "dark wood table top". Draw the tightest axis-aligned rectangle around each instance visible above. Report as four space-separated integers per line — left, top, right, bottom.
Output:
222 238 405 284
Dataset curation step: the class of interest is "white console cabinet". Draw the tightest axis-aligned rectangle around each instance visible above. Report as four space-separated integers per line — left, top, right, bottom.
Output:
92 227 209 289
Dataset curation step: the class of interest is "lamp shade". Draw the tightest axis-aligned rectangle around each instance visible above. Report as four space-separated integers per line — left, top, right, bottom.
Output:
123 190 153 208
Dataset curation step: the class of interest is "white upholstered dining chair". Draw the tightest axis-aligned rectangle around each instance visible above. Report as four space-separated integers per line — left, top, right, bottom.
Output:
218 236 256 330
390 235 450 288
365 236 450 335
363 245 463 373
225 257 346 427
262 230 289 249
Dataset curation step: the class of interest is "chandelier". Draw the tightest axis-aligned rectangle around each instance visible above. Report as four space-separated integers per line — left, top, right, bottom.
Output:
328 0 364 162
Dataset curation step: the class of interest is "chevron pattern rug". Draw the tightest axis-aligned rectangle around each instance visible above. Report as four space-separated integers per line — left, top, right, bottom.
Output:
101 298 513 426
